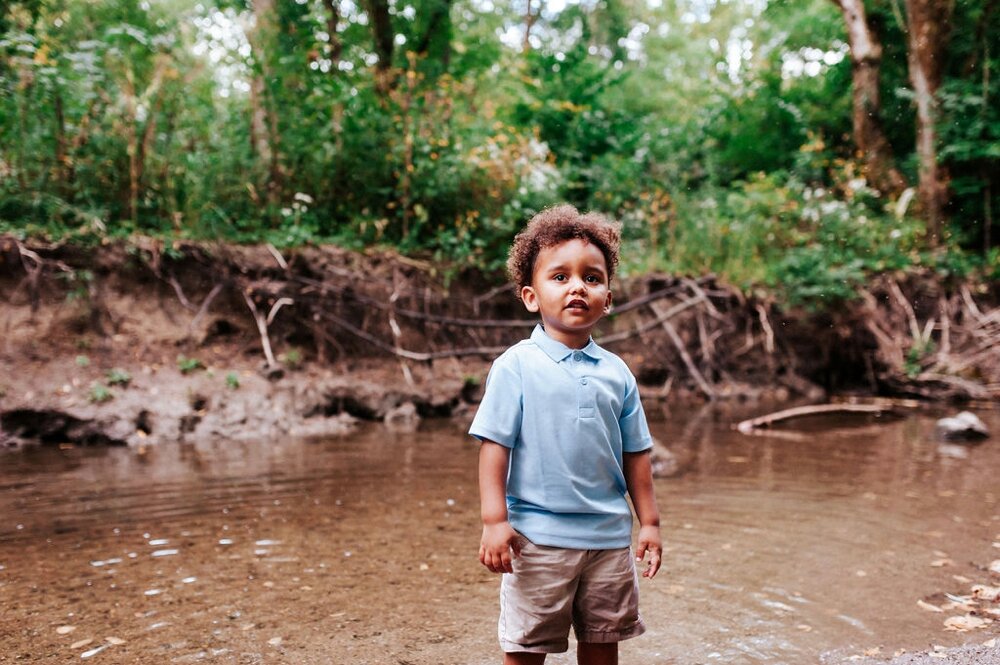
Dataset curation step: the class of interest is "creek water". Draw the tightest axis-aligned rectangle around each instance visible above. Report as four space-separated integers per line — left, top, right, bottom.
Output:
1 403 998 664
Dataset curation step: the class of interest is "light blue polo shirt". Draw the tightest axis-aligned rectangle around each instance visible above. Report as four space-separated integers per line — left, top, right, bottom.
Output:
469 324 653 549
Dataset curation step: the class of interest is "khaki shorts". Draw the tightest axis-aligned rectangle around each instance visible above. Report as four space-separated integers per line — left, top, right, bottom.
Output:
498 540 646 653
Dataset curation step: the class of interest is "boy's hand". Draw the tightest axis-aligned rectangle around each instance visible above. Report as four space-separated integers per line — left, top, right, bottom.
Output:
635 525 662 579
479 521 521 574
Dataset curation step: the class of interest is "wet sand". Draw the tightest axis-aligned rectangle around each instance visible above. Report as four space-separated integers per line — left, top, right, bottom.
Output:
1 405 998 664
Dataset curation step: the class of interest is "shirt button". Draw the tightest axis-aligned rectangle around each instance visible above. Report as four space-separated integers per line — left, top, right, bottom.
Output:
573 352 582 361
580 377 588 385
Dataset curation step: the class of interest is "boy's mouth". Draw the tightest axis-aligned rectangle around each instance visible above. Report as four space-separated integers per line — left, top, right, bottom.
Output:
566 299 589 310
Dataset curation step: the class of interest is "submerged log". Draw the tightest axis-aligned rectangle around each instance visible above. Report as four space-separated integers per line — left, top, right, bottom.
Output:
736 403 894 435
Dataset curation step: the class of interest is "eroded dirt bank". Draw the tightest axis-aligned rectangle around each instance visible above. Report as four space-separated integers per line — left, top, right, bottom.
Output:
2 235 999 449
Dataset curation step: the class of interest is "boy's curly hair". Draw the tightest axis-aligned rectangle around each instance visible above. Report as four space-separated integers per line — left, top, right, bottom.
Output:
507 204 621 298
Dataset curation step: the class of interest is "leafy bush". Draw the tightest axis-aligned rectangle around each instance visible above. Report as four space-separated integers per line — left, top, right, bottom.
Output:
643 170 929 308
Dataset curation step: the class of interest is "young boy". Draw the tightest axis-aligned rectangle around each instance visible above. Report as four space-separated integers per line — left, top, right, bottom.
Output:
470 205 662 665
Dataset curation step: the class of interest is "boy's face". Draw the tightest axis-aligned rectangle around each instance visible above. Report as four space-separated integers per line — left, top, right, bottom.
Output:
520 238 612 349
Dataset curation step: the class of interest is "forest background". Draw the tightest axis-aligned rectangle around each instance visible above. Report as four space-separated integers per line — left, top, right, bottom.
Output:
1 0 998 309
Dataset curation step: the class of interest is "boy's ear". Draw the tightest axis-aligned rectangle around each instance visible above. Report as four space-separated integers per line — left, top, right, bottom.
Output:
603 290 613 315
520 285 540 313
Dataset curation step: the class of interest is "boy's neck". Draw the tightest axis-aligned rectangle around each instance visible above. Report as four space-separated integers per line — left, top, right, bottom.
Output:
540 324 592 350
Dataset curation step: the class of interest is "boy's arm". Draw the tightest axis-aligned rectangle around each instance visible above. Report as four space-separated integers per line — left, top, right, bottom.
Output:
624 450 662 579
478 440 521 574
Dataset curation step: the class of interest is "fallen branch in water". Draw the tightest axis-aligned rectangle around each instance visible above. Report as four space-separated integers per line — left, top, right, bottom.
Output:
735 403 894 435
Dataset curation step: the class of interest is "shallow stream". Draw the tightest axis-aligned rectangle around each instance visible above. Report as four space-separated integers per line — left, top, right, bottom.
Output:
2 403 998 664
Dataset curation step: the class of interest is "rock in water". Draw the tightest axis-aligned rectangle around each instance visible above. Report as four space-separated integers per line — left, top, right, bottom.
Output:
384 402 420 432
935 411 989 442
650 436 680 478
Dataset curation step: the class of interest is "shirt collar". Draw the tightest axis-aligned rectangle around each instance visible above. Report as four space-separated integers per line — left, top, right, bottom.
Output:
530 324 601 363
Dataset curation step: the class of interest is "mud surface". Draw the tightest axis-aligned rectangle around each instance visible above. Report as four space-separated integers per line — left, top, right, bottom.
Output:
2 406 999 664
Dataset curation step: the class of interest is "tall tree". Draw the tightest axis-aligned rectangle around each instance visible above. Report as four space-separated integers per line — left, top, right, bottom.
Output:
248 0 281 204
904 0 953 245
368 0 395 92
413 0 453 74
321 0 343 63
830 0 907 196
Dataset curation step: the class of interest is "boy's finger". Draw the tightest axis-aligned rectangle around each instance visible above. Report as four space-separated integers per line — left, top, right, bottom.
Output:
483 549 498 573
500 550 513 573
645 549 662 578
635 543 647 563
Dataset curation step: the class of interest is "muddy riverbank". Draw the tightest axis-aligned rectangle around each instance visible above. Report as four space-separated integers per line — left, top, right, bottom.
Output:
3 236 1000 450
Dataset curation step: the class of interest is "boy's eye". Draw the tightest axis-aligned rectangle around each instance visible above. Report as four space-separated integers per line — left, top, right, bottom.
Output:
553 274 566 281
585 275 600 283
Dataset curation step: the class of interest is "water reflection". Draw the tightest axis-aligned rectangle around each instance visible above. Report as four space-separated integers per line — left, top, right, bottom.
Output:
1 407 998 664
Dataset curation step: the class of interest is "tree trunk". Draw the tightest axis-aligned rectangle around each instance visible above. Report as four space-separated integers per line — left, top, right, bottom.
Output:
53 85 67 195
904 0 953 246
399 55 416 239
249 0 281 203
524 0 537 52
831 0 907 196
121 56 168 225
414 0 453 71
321 0 343 63
123 67 140 225
368 0 395 93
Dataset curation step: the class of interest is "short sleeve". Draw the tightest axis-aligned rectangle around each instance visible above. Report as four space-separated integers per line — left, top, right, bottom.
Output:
468 351 523 448
620 372 653 453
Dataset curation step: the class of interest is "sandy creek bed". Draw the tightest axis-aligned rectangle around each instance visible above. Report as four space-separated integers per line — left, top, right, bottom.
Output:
1 405 999 664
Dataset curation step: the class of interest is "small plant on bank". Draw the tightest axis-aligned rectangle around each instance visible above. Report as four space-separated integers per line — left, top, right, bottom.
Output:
279 348 302 369
177 355 204 374
89 382 113 403
225 372 240 389
106 368 132 386
904 340 937 378
461 374 484 402
75 355 90 367
60 269 94 303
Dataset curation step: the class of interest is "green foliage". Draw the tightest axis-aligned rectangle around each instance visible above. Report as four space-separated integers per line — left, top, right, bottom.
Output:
225 372 240 389
647 169 928 308
60 270 94 303
75 354 90 367
88 382 113 403
1 0 995 307
105 368 131 386
904 339 936 378
177 355 203 374
279 347 302 369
